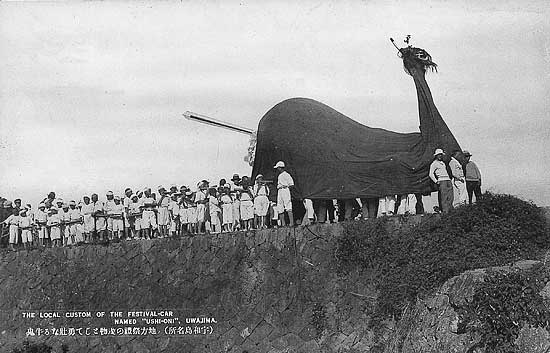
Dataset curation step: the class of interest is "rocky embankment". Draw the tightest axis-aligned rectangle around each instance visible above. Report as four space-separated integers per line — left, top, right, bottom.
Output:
384 259 550 353
1 205 548 353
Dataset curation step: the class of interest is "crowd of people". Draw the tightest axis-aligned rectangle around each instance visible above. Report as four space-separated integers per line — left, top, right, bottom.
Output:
429 149 482 213
0 151 482 251
0 161 297 251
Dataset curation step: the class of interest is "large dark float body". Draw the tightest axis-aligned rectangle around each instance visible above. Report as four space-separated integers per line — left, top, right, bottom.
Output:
252 46 461 200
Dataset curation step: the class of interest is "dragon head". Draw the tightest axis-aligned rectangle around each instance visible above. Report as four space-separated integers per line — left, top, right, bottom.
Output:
391 37 437 76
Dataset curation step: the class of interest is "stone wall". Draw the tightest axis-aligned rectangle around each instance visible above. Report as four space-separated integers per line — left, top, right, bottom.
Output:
0 220 410 353
2 209 547 353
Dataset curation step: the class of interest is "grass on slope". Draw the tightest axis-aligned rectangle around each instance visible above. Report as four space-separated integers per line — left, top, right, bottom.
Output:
336 192 549 319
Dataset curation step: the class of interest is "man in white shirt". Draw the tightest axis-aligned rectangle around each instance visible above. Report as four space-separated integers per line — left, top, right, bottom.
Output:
35 203 48 247
429 148 454 213
81 196 94 243
68 200 82 244
450 151 467 206
194 181 209 234
141 188 158 239
91 193 106 243
123 188 133 239
104 191 116 240
464 150 483 204
274 161 295 227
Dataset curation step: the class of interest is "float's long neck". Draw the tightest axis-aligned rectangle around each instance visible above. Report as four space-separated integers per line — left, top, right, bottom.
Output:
408 65 461 153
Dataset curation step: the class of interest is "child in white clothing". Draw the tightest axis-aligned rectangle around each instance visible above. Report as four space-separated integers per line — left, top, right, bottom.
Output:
220 187 233 232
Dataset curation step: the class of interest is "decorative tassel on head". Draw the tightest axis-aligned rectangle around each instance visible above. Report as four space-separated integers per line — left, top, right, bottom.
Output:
390 36 437 76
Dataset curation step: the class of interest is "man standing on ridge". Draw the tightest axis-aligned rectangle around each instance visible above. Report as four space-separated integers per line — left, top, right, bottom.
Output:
274 161 295 227
429 149 454 213
450 151 467 206
463 150 482 204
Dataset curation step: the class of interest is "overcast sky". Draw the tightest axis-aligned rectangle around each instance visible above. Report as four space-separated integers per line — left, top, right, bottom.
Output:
1 0 549 207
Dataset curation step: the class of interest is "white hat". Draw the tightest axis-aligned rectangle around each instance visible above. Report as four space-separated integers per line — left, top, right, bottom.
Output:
273 161 285 168
255 174 264 180
158 185 166 191
55 198 63 203
114 195 121 201
433 148 445 156
106 191 114 196
69 200 76 206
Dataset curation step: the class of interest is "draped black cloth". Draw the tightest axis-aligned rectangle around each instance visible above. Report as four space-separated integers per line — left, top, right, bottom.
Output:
251 52 461 200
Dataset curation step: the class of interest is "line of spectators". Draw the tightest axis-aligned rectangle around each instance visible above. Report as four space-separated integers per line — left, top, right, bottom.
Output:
0 152 482 251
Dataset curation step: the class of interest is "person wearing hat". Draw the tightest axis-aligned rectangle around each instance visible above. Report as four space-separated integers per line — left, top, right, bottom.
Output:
14 199 22 213
230 174 241 191
230 187 241 232
25 203 34 223
463 150 482 204
104 191 116 240
169 184 178 195
177 192 189 236
91 194 107 243
450 151 467 207
239 177 255 230
208 187 221 234
60 203 71 246
195 181 209 234
168 193 180 236
55 199 66 237
47 207 62 248
47 192 56 204
67 200 83 245
156 186 170 238
220 186 233 232
110 196 125 241
81 196 94 243
128 194 142 239
182 191 197 235
35 203 48 247
123 188 133 239
274 161 295 227
18 208 33 250
3 208 20 250
253 174 270 229
140 188 158 239
429 148 454 213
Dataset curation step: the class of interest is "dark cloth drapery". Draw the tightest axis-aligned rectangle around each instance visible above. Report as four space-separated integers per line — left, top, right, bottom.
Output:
252 62 461 199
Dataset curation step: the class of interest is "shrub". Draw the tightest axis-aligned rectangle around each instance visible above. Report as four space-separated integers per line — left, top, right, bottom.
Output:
335 192 549 320
456 267 550 352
